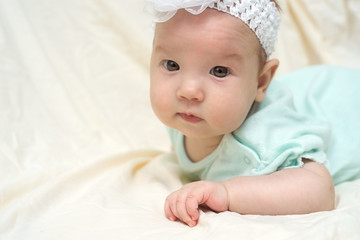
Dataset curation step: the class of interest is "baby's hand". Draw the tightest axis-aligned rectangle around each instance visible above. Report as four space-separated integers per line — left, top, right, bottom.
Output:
164 180 229 227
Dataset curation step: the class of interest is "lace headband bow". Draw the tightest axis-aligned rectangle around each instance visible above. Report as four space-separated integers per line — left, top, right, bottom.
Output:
145 0 281 57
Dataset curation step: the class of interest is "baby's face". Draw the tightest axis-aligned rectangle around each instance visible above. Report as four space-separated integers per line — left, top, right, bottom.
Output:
150 8 264 140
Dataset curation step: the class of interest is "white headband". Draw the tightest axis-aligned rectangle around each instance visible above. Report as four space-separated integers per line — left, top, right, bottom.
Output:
145 0 281 57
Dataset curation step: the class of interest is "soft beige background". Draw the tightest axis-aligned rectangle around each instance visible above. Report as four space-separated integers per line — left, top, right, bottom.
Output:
0 0 359 239
274 0 360 75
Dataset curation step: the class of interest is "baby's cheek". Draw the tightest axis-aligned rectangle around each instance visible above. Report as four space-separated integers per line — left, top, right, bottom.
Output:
210 101 248 133
151 90 172 119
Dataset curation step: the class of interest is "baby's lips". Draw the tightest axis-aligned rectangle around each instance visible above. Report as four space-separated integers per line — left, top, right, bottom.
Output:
178 112 203 123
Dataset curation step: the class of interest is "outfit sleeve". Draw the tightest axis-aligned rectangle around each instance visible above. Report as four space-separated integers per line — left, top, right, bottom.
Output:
233 81 331 175
276 65 360 185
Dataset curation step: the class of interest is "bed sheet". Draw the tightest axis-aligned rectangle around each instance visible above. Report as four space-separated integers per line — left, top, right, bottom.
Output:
0 0 359 239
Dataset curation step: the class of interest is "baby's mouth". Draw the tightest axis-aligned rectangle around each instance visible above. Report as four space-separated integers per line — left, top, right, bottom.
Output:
178 113 203 123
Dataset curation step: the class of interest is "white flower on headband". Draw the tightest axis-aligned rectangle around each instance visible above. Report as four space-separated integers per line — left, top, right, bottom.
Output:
145 0 281 57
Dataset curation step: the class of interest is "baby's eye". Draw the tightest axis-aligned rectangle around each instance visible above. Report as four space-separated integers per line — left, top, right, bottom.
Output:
210 66 230 78
163 60 180 71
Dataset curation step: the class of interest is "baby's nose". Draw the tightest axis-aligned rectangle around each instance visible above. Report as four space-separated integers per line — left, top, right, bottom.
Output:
176 78 204 102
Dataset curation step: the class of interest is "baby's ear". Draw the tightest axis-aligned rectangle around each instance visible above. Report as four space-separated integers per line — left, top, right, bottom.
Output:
255 59 279 102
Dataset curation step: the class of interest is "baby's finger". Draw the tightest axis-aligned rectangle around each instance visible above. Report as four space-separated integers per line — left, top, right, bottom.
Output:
175 195 197 227
186 195 200 223
164 197 177 221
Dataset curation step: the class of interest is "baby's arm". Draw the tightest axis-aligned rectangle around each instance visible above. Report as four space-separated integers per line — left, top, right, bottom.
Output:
223 160 335 215
164 160 335 227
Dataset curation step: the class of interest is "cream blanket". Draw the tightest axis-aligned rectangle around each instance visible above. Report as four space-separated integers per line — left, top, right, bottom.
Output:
1 0 359 239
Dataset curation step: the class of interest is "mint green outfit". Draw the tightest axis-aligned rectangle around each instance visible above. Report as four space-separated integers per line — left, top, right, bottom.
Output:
168 65 360 185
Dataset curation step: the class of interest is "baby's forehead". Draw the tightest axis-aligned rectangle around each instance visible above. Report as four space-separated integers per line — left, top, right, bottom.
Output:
154 9 261 54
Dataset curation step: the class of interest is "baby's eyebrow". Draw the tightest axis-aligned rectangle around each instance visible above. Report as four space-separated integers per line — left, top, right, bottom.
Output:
152 44 172 55
153 44 165 52
224 53 242 59
218 52 244 63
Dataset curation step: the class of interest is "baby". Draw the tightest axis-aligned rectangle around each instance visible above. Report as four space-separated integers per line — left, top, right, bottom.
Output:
146 0 335 227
